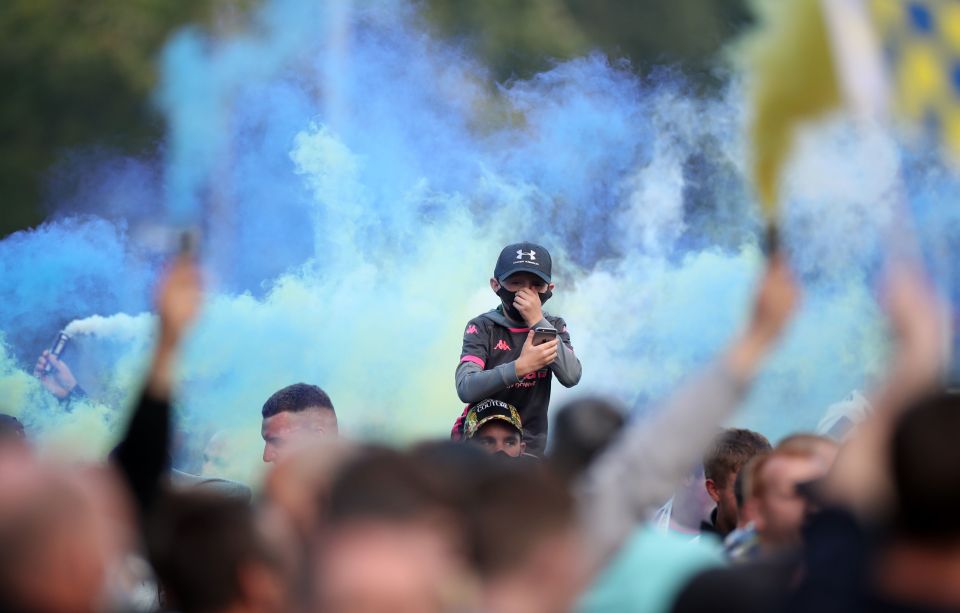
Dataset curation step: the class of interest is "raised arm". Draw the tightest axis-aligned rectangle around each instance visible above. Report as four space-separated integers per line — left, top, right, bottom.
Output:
577 252 799 570
820 264 945 518
112 255 202 515
34 351 79 400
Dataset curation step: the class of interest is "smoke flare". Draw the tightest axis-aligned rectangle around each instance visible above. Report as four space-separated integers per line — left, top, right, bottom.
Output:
4 0 951 485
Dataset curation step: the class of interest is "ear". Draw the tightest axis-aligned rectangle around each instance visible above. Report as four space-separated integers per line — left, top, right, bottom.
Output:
490 278 501 292
547 282 556 292
705 478 722 504
520 440 527 454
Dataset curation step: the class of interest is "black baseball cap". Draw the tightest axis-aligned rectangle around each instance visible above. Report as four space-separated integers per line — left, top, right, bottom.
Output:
494 242 552 284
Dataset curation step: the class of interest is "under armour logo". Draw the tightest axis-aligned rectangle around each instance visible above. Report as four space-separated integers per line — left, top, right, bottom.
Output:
494 340 511 351
466 324 478 335
516 249 536 261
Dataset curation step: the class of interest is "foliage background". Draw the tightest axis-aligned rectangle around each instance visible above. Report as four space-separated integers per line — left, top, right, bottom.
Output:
0 0 752 238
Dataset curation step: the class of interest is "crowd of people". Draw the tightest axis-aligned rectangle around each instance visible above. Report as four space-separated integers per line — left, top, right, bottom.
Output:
2 239 957 613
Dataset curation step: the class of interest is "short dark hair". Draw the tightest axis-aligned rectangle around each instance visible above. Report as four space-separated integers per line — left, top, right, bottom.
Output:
703 428 772 488
261 383 334 419
891 391 960 542
468 464 574 578
147 491 277 613
326 446 453 525
548 397 626 480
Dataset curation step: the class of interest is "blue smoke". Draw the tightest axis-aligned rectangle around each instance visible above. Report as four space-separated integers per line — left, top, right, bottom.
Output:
0 0 951 482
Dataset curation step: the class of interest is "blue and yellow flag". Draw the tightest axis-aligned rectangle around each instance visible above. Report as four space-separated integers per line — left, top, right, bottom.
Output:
869 0 960 152
746 0 960 220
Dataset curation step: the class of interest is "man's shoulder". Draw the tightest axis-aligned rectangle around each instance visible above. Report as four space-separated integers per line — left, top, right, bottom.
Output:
462 311 508 338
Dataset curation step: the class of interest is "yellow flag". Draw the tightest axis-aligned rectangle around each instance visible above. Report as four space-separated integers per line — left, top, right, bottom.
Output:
746 0 843 221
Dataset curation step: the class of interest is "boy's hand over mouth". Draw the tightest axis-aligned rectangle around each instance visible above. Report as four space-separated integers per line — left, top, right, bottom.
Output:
513 288 545 326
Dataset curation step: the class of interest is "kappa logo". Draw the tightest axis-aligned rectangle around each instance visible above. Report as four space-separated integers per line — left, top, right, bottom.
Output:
466 324 478 335
494 339 511 351
516 249 536 261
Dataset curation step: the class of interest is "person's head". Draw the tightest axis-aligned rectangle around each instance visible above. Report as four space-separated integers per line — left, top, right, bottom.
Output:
410 440 497 510
324 446 459 529
148 491 292 613
464 399 525 458
776 433 840 468
489 243 555 321
548 397 625 481
734 434 840 533
749 440 834 550
703 428 772 535
468 464 582 613
261 383 337 463
314 447 477 613
0 453 120 613
890 391 960 544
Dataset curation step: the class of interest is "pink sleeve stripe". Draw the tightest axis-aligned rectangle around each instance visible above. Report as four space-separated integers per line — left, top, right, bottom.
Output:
460 355 486 368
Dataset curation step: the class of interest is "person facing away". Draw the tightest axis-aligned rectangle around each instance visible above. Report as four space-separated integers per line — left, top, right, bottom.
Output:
261 383 338 463
789 390 960 613
452 242 582 455
147 490 293 613
701 428 772 538
462 399 527 458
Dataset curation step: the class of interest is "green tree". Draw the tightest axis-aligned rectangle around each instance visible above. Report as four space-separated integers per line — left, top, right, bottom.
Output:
0 0 249 237
1 0 751 238
424 0 751 82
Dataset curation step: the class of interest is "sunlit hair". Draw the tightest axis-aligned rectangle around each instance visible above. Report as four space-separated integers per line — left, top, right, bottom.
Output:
703 428 772 489
776 433 838 461
745 435 836 501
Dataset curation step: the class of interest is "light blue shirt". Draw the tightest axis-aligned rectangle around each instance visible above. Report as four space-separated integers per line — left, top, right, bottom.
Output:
578 525 725 613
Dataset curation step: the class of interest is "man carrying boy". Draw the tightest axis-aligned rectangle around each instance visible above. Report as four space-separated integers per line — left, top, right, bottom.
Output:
453 242 582 455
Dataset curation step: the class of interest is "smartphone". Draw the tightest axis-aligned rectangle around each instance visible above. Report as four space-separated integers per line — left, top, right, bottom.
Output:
532 327 558 346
